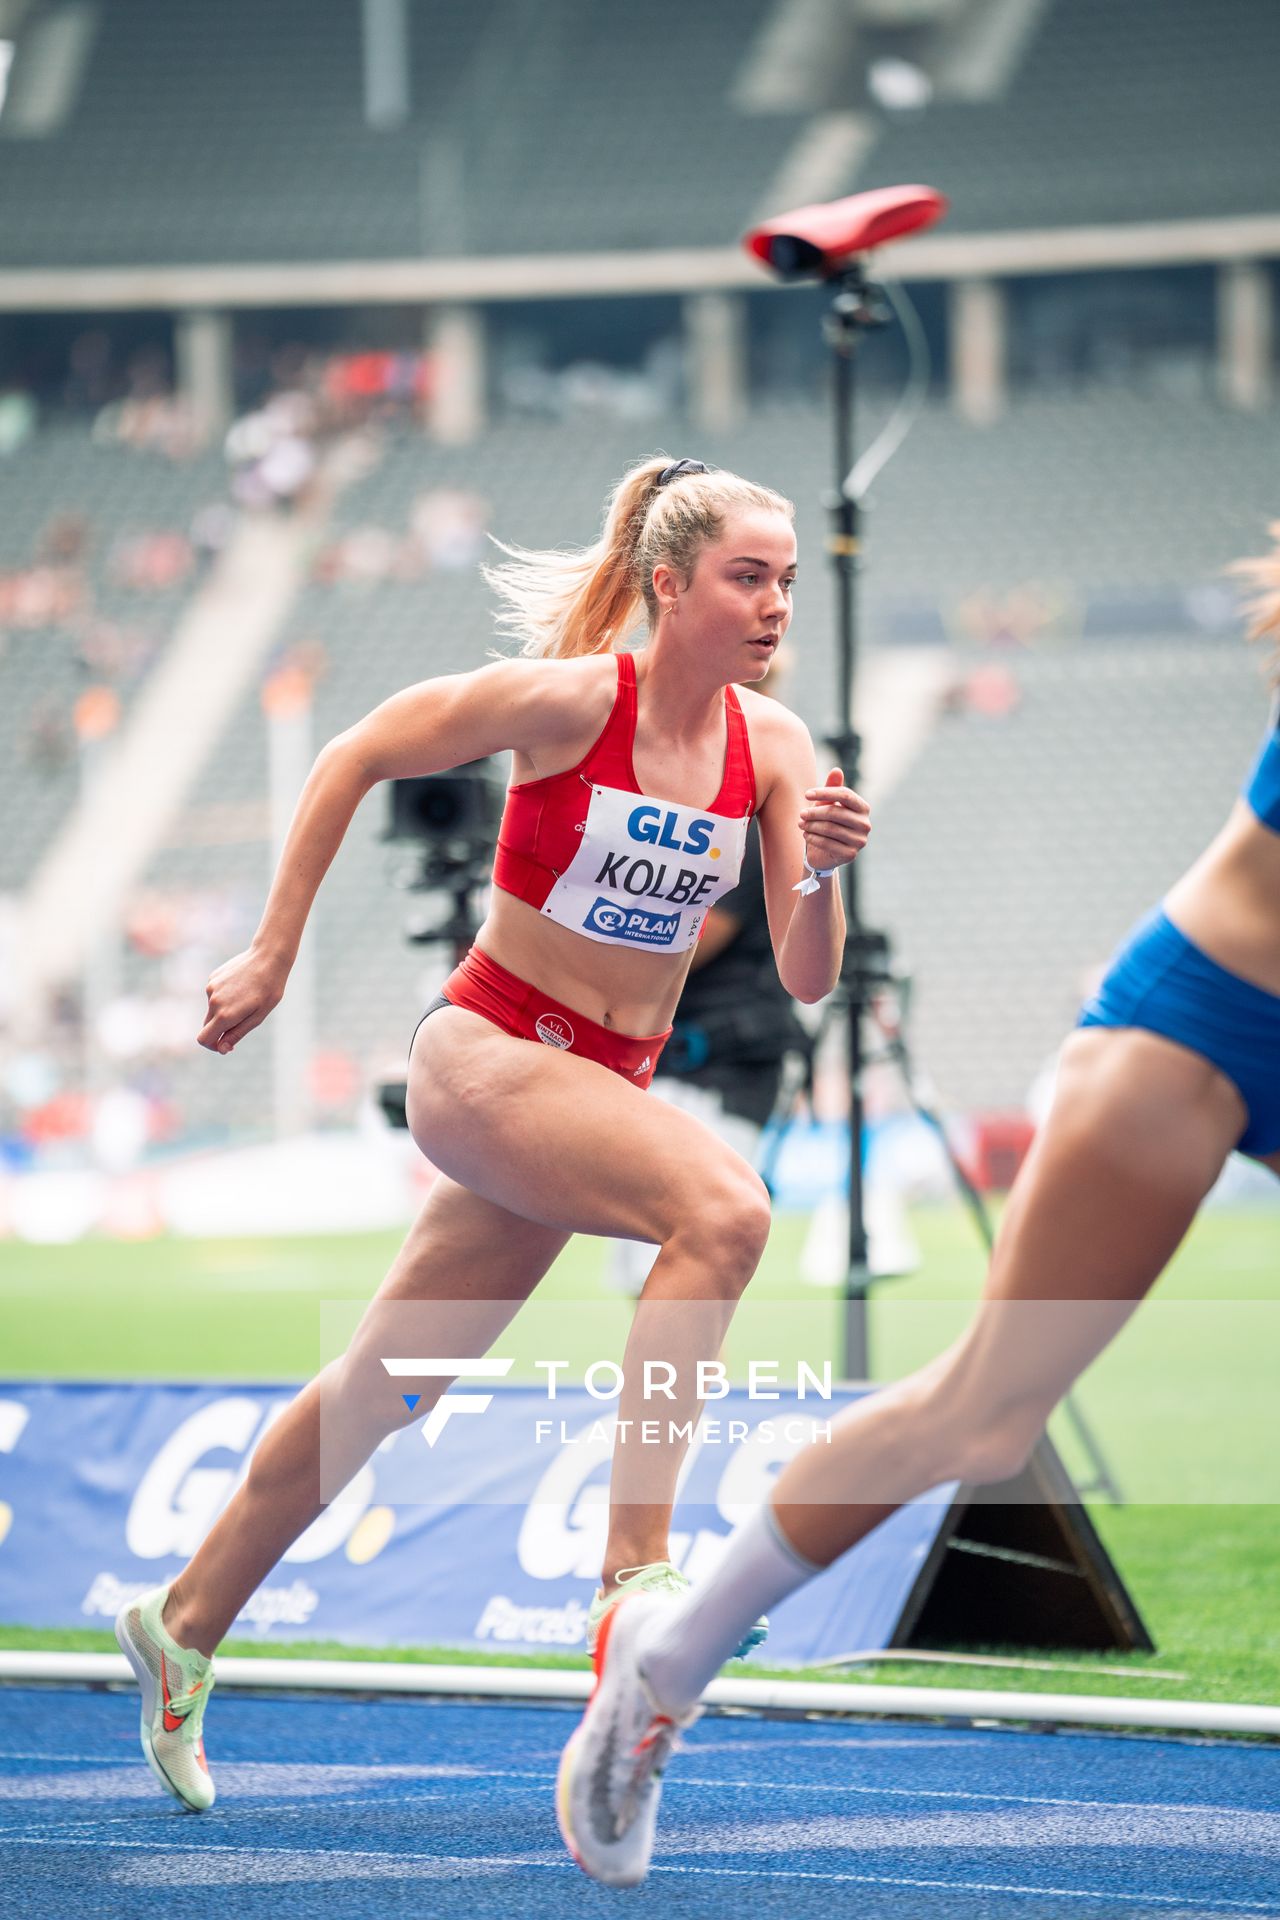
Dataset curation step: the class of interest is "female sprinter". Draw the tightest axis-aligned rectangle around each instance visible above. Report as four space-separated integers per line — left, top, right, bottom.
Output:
559 529 1280 1888
113 454 871 1812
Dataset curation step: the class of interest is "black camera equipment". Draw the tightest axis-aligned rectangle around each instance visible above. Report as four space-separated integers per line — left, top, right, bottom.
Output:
385 761 505 947
376 759 505 1128
744 185 946 1380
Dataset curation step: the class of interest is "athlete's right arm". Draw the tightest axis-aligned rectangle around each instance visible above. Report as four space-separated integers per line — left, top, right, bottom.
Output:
199 660 573 1054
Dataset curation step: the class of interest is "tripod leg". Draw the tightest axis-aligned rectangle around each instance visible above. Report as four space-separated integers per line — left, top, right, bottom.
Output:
1059 1391 1126 1505
756 1000 833 1197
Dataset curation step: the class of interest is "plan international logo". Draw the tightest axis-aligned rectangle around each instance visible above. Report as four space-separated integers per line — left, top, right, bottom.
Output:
582 896 681 946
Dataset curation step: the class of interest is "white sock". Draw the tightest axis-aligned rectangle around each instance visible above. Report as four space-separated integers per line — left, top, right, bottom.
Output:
638 1501 821 1712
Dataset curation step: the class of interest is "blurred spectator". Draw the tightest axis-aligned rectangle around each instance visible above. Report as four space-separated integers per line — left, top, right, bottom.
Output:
0 389 36 456
498 344 682 423
23 696 75 774
74 616 155 684
953 585 1069 650
37 514 90 567
109 529 195 592
313 487 490 587
408 488 488 571
92 1084 151 1173
190 501 237 573
0 563 84 628
941 661 1023 720
226 390 318 510
325 525 399 584
93 380 199 461
322 349 433 426
65 329 116 412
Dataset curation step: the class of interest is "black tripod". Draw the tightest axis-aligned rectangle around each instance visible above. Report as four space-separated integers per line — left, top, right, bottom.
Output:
819 263 896 1382
806 264 1122 1502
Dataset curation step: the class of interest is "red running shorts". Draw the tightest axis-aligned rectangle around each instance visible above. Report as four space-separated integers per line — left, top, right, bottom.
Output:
416 944 671 1090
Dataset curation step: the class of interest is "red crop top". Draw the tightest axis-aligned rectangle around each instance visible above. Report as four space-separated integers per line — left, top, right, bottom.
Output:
492 651 758 954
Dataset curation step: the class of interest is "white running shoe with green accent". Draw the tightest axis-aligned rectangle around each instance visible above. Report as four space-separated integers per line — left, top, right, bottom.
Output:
558 1592 699 1888
114 1585 217 1812
586 1559 768 1661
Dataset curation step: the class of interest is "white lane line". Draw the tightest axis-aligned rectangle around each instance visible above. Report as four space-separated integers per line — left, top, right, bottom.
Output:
383 1764 1280 1823
3 1757 1273 1824
644 1866 1280 1913
0 1835 1275 1911
0 1790 463 1835
669 1775 1280 1817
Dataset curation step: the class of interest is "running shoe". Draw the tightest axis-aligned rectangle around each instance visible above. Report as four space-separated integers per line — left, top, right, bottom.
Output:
586 1559 768 1660
558 1592 700 1887
114 1585 217 1812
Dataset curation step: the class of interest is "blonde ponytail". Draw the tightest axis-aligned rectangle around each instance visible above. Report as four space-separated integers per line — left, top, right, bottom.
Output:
1230 521 1280 689
483 455 794 660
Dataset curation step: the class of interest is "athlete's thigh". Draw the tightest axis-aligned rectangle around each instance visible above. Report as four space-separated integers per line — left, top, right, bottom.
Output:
407 1005 762 1243
955 1026 1246 1403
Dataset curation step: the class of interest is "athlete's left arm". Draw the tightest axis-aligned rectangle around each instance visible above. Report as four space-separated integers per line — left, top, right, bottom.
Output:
752 703 869 1003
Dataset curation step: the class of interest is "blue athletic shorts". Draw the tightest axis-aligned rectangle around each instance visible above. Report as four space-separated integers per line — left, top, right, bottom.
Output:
1078 906 1280 1158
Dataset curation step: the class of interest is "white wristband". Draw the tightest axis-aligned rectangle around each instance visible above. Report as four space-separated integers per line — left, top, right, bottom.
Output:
792 862 837 896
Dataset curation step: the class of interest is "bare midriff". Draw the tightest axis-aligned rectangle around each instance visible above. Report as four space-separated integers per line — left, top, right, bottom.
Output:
475 889 697 1036
1163 800 1280 996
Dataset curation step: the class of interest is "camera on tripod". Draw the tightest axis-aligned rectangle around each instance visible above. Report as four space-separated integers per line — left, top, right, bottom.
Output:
384 759 505 947
376 759 505 1129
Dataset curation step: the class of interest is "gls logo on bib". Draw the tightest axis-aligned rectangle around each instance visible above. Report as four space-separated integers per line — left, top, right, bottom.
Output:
541 785 749 954
625 805 716 856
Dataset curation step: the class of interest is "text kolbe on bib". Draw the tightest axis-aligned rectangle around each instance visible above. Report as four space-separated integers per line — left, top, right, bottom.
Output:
541 787 748 952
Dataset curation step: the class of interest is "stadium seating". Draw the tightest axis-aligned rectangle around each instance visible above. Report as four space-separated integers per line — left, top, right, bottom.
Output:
853 0 1280 230
0 426 225 890
0 0 800 267
3 0 1277 269
863 637 1268 1111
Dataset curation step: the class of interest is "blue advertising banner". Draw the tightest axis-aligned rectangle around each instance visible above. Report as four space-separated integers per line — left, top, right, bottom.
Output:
0 1381 952 1665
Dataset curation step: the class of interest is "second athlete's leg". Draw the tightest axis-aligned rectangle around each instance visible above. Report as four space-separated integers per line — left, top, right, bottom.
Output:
776 1027 1247 1557
629 1027 1248 1721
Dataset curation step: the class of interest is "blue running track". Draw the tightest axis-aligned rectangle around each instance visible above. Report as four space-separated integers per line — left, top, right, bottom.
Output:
1 1686 1277 1918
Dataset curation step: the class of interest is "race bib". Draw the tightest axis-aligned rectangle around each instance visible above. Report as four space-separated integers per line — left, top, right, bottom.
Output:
540 786 749 952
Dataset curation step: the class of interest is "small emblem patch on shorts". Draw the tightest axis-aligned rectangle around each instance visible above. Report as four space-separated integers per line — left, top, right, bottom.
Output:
535 1013 574 1050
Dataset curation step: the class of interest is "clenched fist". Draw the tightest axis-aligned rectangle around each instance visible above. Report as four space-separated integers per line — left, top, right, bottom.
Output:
198 947 289 1054
799 767 871 873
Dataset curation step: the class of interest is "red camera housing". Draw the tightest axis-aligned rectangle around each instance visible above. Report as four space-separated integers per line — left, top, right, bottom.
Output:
745 184 948 279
